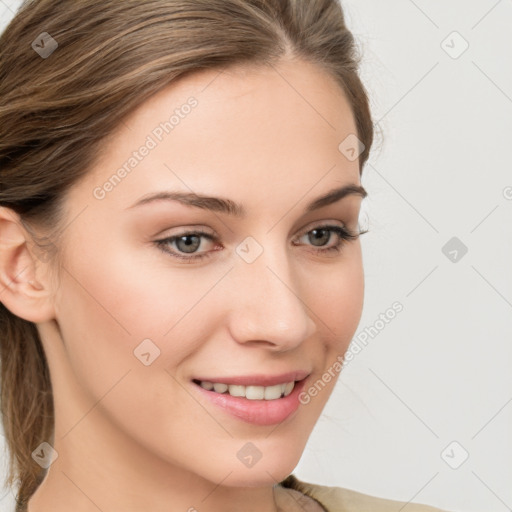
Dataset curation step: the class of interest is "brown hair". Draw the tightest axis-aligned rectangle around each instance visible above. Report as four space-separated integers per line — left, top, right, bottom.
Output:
0 0 375 509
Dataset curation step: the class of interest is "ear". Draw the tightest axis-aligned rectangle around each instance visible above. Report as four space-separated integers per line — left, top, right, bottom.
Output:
0 206 56 323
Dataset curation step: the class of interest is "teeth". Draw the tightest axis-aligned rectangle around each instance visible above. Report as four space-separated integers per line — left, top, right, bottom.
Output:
283 381 294 396
228 384 245 397
264 384 284 400
197 380 296 400
213 383 228 393
246 386 265 400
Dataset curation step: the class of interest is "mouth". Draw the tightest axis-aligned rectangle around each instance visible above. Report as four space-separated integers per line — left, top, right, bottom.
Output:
190 372 310 426
192 379 296 400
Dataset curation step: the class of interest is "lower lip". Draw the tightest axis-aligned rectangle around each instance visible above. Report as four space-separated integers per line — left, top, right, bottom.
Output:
192 378 308 426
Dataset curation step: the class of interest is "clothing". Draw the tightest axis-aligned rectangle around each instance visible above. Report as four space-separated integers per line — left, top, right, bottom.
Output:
278 474 449 512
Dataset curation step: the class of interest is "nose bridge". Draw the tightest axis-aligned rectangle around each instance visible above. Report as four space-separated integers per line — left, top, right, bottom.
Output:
226 237 316 349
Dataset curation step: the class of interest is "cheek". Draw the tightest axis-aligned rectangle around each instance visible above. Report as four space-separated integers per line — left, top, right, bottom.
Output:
53 251 217 455
59 230 214 332
304 244 364 347
53 243 207 395
295 252 363 416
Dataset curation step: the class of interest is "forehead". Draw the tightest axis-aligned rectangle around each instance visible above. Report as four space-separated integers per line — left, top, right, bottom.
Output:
68 59 360 214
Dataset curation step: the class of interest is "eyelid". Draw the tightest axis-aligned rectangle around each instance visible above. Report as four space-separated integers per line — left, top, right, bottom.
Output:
154 224 215 238
297 219 347 235
156 220 349 244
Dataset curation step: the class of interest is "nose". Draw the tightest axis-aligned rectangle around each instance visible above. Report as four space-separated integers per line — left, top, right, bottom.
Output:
225 244 317 352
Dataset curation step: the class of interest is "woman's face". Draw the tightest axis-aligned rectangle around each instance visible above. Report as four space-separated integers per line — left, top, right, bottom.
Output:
44 58 366 487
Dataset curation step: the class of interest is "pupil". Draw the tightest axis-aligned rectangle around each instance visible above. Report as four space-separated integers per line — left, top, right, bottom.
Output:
178 235 200 253
310 229 329 247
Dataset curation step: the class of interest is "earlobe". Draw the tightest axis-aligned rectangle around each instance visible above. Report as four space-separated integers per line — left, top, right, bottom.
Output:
0 206 56 323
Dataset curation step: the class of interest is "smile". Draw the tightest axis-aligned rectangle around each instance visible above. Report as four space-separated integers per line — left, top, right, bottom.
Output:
191 372 310 426
193 379 295 400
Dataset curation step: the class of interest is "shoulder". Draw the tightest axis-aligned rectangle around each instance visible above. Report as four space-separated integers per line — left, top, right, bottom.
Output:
279 474 449 512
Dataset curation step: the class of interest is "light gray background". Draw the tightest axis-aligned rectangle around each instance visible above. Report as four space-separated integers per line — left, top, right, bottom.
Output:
1 1 511 511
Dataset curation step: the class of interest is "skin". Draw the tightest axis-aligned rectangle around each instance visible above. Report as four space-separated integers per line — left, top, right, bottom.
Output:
0 57 366 512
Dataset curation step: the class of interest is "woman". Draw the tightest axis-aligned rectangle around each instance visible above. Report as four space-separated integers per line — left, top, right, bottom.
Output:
0 1 449 510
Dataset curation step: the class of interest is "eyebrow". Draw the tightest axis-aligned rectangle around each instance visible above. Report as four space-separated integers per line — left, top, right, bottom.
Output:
127 183 367 217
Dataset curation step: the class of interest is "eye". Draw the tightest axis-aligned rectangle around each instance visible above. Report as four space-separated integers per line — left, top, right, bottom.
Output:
293 224 364 256
154 228 218 263
154 224 366 263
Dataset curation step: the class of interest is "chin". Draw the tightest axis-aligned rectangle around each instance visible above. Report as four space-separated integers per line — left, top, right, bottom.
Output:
212 446 304 488
221 466 297 488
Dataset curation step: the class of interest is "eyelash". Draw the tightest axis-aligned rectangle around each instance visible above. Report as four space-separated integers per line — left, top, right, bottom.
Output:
154 224 367 263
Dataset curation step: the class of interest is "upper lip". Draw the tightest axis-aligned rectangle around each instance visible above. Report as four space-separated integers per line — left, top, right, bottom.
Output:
192 370 310 387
